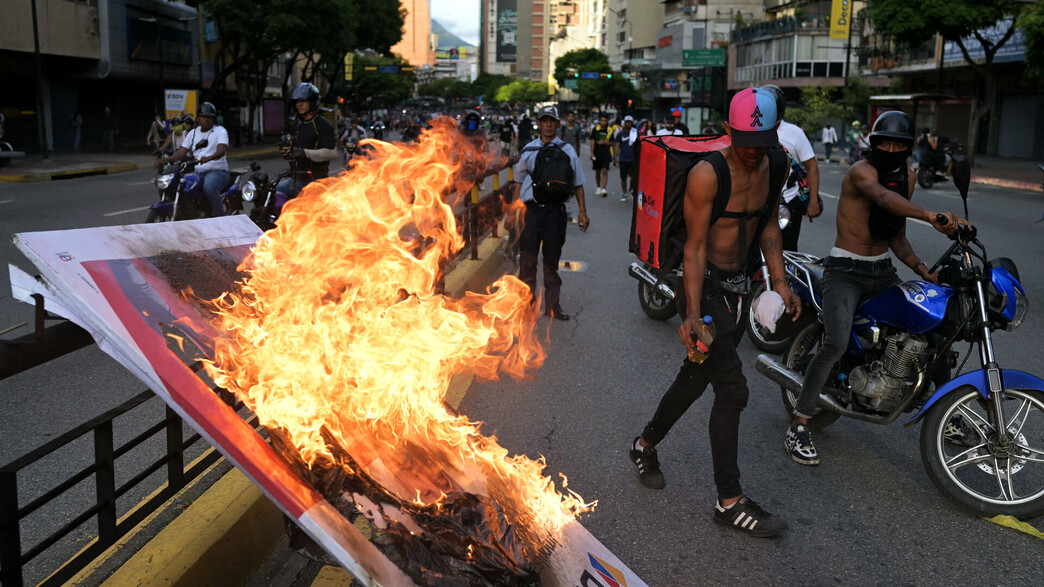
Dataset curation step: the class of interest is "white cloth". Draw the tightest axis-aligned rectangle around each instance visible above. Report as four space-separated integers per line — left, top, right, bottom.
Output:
181 125 229 173
829 246 889 262
776 120 816 203
752 289 786 333
655 128 683 136
821 126 837 144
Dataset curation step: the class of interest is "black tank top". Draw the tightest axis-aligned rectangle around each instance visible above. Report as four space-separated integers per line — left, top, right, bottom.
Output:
868 163 909 242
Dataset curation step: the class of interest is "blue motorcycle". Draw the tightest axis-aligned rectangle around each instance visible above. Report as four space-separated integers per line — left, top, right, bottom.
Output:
757 159 1044 518
147 155 247 222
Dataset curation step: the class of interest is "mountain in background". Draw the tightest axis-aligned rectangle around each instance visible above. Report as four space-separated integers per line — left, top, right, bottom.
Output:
432 19 475 50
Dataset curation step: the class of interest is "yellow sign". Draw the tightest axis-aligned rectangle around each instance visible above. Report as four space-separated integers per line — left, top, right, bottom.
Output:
344 53 354 81
164 90 198 121
830 0 852 40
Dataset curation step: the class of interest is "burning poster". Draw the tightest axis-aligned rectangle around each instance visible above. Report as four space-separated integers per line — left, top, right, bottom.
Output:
11 122 646 586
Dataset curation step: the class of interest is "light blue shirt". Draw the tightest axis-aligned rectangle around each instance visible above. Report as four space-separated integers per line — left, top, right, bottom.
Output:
514 136 586 204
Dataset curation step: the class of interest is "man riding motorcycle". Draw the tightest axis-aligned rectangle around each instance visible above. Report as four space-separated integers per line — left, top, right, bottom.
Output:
156 102 228 216
784 111 959 465
279 83 339 197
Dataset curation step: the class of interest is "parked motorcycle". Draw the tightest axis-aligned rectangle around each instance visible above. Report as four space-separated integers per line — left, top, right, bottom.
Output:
757 158 1044 518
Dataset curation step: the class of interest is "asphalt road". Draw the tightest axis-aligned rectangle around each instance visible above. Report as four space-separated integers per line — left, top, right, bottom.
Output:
460 155 1044 585
2 147 1042 585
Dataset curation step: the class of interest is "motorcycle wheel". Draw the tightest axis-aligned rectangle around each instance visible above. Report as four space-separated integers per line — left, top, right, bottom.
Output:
919 387 1044 519
745 282 791 353
917 166 935 189
779 320 841 430
145 208 170 223
638 281 678 321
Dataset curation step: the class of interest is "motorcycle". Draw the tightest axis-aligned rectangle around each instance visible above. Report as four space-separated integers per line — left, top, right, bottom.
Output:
147 147 249 222
369 121 386 141
913 142 962 189
629 204 817 350
756 157 1044 518
244 165 312 231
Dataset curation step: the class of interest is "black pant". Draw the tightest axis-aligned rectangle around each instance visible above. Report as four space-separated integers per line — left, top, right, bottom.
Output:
641 278 749 500
519 203 567 311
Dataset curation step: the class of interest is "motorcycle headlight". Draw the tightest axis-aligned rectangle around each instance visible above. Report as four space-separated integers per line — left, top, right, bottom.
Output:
241 180 256 202
155 173 174 190
777 203 791 230
1007 288 1028 331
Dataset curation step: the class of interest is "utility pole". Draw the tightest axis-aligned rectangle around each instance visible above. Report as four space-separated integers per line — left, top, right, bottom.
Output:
30 0 49 160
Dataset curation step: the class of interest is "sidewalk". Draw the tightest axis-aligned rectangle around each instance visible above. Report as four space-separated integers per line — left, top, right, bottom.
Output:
818 153 1041 193
0 144 281 183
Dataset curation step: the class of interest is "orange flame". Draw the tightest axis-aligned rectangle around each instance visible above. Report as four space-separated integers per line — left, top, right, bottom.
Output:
204 119 593 541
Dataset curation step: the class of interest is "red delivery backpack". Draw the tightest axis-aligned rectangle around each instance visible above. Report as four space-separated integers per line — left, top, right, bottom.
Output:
629 134 786 273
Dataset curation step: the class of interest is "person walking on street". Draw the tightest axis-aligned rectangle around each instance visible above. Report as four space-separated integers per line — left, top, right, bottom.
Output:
102 106 118 152
629 88 799 538
821 122 837 162
146 114 167 153
517 113 534 147
589 114 612 197
613 115 639 202
655 117 683 136
558 111 582 156
155 102 229 216
672 111 690 134
72 111 83 152
762 85 821 250
784 111 959 466
514 105 589 321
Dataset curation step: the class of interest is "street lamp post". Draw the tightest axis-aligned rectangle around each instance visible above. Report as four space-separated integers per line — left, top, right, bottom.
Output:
30 0 49 160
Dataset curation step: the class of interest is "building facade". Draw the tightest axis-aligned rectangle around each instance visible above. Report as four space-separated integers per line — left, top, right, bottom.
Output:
392 0 436 67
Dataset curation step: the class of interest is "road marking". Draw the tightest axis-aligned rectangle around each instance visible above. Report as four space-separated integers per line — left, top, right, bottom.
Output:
103 206 152 217
0 199 13 204
127 180 155 186
820 192 838 199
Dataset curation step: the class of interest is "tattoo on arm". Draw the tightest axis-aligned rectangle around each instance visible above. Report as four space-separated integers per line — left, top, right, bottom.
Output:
891 237 918 269
761 236 780 254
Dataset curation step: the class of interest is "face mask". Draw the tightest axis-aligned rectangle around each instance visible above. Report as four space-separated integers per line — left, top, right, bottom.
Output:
869 148 909 172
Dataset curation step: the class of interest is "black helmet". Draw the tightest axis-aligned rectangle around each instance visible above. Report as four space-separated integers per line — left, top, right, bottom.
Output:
198 102 217 118
291 83 320 112
869 111 914 148
761 84 786 121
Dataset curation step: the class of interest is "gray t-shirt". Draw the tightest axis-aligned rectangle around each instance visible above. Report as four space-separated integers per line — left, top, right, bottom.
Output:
558 123 582 153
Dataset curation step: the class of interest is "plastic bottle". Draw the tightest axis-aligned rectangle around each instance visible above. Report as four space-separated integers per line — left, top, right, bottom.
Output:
687 315 716 364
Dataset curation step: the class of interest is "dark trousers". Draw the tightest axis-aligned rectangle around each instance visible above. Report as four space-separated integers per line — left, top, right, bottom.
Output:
795 258 900 418
519 203 567 311
641 279 749 500
781 196 805 251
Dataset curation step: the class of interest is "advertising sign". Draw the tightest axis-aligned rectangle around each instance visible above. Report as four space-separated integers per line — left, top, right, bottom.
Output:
164 89 198 121
830 0 852 40
496 0 517 63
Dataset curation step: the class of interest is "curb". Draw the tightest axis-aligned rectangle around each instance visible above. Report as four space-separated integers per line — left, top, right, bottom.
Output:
0 162 139 183
96 232 512 585
971 176 1039 192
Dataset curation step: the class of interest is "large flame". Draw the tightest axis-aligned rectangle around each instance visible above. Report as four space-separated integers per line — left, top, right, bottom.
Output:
203 119 592 543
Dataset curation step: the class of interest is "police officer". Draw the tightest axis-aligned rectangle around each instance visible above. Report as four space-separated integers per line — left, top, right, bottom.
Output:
279 83 338 197
513 105 589 320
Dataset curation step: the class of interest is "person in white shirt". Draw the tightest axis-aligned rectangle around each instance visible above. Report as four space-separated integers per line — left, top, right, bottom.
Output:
155 102 230 216
654 117 683 136
821 122 838 162
762 85 821 250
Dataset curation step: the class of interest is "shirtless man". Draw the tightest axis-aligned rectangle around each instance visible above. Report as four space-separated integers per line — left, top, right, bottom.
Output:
630 88 799 537
784 111 958 466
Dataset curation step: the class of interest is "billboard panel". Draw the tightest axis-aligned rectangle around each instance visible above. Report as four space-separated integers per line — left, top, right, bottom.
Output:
496 0 517 63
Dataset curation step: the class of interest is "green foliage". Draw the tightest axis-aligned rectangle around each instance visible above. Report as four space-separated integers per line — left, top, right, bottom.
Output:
345 55 416 110
867 0 1020 49
553 48 610 85
1019 0 1044 78
418 78 481 101
842 76 873 123
552 48 632 108
471 73 514 103
493 79 551 104
785 86 847 132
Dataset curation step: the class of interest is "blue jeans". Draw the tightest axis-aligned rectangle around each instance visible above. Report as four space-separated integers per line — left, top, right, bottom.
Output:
276 176 308 198
199 169 230 217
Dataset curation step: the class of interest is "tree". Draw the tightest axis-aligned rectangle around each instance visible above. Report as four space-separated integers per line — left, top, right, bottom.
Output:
553 48 624 108
1018 1 1044 78
785 86 847 134
345 55 416 111
492 79 550 105
868 0 1027 163
471 73 513 103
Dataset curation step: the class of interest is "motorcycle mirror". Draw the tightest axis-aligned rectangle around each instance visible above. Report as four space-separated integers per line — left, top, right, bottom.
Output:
951 155 971 218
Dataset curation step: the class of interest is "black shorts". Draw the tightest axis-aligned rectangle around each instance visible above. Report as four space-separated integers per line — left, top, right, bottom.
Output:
619 160 635 180
593 154 612 170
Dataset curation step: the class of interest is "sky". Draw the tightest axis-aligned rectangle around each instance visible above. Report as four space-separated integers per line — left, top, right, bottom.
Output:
430 0 480 46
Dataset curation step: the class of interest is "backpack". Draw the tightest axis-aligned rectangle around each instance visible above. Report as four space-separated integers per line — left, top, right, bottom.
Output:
630 134 787 273
523 141 575 206
499 125 513 143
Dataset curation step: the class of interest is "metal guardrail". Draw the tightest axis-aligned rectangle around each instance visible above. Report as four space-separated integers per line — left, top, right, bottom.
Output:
0 165 517 586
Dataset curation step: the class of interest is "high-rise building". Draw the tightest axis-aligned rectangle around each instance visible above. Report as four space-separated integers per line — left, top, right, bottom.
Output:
392 0 436 67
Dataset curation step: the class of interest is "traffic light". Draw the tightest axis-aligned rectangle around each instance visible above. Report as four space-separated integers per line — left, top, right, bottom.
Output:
628 99 633 107
607 73 613 79
573 73 579 78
